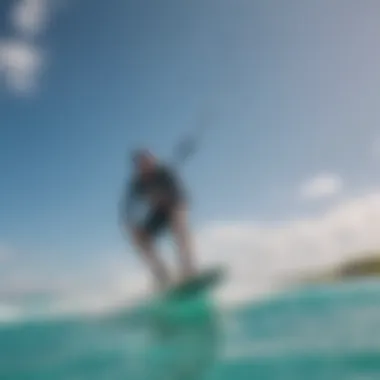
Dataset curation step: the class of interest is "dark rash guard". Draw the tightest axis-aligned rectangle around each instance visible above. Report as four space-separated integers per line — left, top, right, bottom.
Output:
121 164 186 226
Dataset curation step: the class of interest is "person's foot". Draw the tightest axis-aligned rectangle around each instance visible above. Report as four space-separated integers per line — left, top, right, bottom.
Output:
174 268 196 287
154 277 171 293
182 266 196 281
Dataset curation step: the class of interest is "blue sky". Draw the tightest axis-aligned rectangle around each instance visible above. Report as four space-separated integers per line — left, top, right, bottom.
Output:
1 0 380 312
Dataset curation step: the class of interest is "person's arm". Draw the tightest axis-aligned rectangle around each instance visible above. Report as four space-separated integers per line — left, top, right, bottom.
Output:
118 180 137 231
172 135 197 167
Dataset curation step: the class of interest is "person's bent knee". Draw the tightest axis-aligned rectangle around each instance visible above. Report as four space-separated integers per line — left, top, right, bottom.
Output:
171 203 188 223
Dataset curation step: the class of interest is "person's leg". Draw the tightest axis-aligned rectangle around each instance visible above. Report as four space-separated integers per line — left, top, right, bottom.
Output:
170 204 196 280
131 222 170 291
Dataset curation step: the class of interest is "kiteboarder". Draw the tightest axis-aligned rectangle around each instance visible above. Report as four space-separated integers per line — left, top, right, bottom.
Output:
119 149 195 291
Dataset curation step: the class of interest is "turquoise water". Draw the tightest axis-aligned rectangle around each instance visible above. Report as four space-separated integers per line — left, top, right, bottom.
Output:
1 279 380 380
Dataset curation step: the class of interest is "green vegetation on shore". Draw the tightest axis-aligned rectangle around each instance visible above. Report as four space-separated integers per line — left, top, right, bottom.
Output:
294 253 380 284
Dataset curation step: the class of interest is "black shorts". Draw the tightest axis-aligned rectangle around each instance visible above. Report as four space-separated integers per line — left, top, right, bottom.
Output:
141 206 173 237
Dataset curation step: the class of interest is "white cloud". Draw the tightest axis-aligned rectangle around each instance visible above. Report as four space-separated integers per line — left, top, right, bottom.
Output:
199 192 380 305
3 190 380 317
11 0 51 37
299 173 343 200
0 0 58 94
0 40 43 94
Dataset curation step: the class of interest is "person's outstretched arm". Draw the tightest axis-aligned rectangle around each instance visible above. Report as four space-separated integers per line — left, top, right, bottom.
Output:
157 165 186 206
118 180 137 235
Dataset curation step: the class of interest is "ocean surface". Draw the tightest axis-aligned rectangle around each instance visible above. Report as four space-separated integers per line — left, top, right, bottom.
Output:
1 279 380 380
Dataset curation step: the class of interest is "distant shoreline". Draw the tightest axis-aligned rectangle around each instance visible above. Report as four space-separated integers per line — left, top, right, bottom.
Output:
295 253 380 284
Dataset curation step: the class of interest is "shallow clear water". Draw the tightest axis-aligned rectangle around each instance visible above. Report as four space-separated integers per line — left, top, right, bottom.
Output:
1 279 380 380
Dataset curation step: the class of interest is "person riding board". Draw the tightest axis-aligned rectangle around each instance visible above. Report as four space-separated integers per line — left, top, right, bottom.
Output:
119 149 196 291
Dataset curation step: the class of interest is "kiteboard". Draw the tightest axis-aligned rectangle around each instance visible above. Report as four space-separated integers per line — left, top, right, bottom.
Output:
163 266 225 299
102 266 224 330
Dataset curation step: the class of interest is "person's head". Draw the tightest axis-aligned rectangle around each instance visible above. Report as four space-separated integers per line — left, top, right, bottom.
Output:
131 149 157 175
